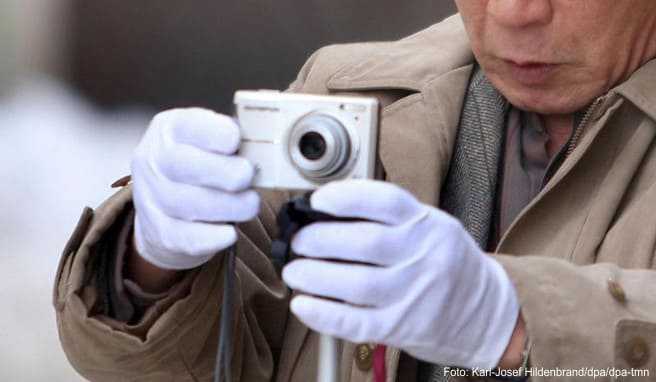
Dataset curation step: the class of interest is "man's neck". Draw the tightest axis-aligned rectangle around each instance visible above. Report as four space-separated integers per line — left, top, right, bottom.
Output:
540 113 575 158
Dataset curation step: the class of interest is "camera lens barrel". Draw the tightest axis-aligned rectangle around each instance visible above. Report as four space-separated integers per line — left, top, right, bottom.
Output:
299 132 328 161
288 113 352 182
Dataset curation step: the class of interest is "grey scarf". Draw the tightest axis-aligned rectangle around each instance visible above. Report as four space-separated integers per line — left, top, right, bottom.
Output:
416 65 508 382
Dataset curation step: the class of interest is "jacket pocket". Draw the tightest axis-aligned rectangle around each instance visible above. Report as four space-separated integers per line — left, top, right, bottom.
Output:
614 319 655 380
53 207 94 310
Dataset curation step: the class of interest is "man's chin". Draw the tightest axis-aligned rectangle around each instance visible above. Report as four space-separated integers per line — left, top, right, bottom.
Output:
484 71 593 115
498 85 586 115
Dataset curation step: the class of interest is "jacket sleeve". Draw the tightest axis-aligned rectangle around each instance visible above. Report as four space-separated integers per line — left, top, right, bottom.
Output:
53 48 328 381
494 255 656 376
54 186 296 381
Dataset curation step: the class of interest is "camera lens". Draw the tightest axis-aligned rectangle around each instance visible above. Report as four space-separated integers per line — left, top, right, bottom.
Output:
299 132 327 160
288 113 354 182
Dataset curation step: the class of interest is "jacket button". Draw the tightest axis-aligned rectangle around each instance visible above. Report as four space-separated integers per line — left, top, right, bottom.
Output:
623 337 650 368
354 344 375 371
607 279 627 303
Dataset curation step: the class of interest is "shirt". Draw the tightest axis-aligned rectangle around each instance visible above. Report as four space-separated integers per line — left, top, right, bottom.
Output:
492 109 558 245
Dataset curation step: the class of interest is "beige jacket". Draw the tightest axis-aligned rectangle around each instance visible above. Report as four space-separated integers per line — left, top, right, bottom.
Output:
54 15 656 381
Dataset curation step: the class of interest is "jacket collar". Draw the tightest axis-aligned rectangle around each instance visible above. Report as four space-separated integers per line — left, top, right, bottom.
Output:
326 14 473 93
615 59 656 122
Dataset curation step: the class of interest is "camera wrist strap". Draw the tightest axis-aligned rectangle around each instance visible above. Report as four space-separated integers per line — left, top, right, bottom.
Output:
214 241 236 382
214 195 386 382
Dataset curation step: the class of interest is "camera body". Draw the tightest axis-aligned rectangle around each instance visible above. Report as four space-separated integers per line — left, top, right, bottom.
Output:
234 90 379 190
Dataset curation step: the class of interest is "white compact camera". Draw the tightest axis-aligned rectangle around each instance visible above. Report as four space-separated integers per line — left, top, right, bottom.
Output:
234 90 379 190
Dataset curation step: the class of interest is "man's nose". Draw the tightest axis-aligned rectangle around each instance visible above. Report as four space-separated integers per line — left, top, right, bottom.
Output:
488 0 553 28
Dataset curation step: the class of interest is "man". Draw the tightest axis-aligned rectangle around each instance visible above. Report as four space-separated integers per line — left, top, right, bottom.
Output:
54 1 656 381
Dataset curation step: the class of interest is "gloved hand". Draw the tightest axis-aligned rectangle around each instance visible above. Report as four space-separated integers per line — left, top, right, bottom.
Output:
131 108 259 270
282 180 520 369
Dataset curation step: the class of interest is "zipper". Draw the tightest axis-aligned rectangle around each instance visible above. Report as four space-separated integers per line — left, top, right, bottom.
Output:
565 96 605 157
540 96 605 187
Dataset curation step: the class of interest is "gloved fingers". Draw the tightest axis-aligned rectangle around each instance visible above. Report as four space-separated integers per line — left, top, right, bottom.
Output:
151 142 256 192
282 259 395 307
290 295 380 344
154 108 241 155
310 179 424 225
142 172 260 222
291 221 404 266
134 200 238 270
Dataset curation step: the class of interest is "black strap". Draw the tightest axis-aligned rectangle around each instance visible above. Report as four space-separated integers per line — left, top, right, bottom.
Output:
214 193 356 381
270 192 349 272
215 243 236 382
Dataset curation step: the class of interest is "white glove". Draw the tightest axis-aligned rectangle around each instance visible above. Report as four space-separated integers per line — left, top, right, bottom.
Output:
131 108 259 270
282 180 519 369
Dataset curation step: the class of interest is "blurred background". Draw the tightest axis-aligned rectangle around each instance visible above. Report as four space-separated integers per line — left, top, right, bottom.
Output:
0 0 457 380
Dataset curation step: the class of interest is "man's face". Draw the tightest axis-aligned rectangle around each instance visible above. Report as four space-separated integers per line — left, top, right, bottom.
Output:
455 0 656 114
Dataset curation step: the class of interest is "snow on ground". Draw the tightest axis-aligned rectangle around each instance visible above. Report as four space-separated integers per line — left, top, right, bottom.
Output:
0 78 151 381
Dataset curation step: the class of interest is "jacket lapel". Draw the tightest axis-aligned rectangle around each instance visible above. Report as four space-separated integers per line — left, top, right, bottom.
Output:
324 28 474 204
372 66 473 206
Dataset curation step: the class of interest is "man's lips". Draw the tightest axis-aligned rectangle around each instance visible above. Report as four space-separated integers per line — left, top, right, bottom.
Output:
502 59 558 85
